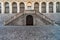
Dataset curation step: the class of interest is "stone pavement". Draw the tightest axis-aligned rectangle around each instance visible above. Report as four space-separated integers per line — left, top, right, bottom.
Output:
0 25 60 40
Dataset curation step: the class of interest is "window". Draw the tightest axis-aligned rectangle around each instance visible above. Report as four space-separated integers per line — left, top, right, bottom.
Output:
20 2 25 12
34 2 39 12
28 6 31 10
0 3 1 13
12 2 17 13
5 2 9 13
49 2 53 13
41 2 46 13
56 2 60 13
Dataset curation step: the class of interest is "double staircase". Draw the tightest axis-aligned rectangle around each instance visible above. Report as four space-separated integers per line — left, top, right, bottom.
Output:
4 10 55 25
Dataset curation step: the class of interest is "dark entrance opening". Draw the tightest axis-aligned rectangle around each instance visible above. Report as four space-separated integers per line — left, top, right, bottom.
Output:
26 15 33 26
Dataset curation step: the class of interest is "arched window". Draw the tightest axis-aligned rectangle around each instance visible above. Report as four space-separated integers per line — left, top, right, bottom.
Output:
20 2 25 12
5 2 9 13
56 2 60 13
34 2 39 12
12 2 17 13
49 2 53 13
41 2 46 13
0 3 1 13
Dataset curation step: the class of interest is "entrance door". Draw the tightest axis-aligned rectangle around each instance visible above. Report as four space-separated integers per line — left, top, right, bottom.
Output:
26 15 33 26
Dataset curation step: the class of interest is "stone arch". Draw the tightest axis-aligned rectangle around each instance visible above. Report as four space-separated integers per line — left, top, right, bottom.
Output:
20 2 25 12
27 2 32 10
56 2 60 13
26 15 33 26
41 2 46 13
4 2 9 13
34 2 39 12
27 2 32 6
49 2 53 13
12 2 17 13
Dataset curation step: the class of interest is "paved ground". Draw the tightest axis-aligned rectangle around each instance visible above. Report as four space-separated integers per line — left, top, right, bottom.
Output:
0 24 60 40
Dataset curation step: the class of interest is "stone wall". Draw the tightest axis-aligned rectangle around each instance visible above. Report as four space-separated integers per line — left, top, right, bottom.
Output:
0 13 60 26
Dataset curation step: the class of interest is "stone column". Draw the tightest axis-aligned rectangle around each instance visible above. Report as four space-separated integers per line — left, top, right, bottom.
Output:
46 2 49 13
17 2 20 13
32 2 34 10
10 2 12 14
1 2 4 14
39 2 41 13
53 2 56 13
25 2 27 10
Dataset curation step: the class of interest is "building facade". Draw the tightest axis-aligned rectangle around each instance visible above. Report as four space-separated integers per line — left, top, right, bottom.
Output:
0 0 60 26
0 0 60 14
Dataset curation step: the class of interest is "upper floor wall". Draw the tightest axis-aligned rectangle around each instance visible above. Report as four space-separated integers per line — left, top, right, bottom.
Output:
0 0 60 3
0 0 60 14
0 0 60 8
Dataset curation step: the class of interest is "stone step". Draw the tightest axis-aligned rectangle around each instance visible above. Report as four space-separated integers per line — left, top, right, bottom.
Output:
35 11 54 25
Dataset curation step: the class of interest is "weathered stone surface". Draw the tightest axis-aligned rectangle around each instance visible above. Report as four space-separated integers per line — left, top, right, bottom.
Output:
0 25 59 40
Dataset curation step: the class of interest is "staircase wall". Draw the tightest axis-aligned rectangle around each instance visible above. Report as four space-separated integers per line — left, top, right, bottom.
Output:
0 13 60 26
7 14 24 26
35 16 46 26
5 13 47 26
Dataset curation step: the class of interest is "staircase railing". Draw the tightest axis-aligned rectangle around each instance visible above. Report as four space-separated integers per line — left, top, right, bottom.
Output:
35 11 55 24
4 12 24 25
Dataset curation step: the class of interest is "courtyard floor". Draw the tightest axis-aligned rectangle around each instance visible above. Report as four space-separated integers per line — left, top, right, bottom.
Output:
0 23 60 40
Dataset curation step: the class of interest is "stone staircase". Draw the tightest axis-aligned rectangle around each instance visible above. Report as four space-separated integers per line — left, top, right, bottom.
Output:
35 11 55 25
4 12 24 25
4 10 55 26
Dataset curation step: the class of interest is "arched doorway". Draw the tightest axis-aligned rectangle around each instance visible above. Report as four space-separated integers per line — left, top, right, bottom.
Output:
26 15 33 26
